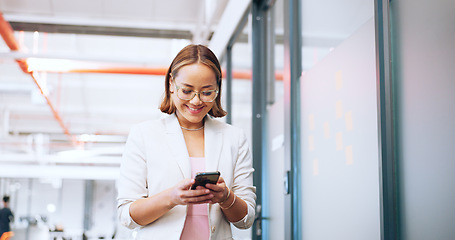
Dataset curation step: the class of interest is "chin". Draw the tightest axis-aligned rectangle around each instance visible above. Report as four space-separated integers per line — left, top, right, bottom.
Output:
184 113 207 123
177 109 207 123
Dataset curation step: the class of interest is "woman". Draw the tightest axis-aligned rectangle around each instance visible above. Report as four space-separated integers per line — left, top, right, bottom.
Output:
117 44 256 239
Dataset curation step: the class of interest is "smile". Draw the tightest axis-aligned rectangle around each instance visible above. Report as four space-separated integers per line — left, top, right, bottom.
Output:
186 105 203 113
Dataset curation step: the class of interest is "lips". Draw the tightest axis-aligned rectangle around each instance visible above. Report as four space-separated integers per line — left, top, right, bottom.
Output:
186 105 204 114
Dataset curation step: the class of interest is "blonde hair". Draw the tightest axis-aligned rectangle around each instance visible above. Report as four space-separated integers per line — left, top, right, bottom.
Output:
159 44 227 117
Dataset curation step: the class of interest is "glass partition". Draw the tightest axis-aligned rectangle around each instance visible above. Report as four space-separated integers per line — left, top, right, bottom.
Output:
299 1 379 239
390 0 455 239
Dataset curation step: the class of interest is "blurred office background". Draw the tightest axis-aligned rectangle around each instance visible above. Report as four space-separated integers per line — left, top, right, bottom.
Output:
0 0 454 239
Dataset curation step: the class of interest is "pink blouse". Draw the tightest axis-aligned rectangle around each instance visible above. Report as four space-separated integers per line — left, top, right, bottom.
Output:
180 157 210 240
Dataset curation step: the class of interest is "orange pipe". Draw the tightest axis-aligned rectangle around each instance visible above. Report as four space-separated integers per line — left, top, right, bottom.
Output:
0 13 29 72
0 13 19 50
66 67 169 75
48 67 284 81
222 70 284 81
29 72 76 143
0 12 78 145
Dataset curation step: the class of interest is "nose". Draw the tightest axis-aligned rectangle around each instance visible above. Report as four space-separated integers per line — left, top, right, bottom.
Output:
190 92 203 105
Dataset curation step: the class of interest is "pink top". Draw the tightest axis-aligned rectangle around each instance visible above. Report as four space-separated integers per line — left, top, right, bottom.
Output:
180 157 210 240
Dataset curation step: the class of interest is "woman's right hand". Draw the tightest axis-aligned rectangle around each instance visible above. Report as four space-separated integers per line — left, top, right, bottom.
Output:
169 179 214 206
130 178 213 226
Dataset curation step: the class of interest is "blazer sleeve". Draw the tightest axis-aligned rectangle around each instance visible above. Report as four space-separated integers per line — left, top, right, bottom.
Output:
117 124 147 229
231 129 257 229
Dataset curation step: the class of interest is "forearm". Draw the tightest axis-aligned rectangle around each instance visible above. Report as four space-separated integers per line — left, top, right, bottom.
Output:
219 190 248 222
129 188 176 226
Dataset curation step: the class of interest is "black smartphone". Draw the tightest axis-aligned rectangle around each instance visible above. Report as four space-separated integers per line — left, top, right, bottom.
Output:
191 171 220 190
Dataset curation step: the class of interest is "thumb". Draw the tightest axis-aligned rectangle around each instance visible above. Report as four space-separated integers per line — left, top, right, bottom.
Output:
178 179 195 190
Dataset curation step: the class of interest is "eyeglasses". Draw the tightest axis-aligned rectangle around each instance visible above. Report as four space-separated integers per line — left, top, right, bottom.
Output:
174 84 219 103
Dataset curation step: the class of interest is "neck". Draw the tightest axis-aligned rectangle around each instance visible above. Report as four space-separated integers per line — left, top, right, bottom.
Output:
175 112 205 130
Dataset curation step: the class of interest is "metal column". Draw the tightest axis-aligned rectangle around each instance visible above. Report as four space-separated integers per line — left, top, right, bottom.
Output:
83 180 94 232
25 178 33 240
224 6 249 125
375 0 399 239
225 46 233 124
252 0 274 238
283 0 302 239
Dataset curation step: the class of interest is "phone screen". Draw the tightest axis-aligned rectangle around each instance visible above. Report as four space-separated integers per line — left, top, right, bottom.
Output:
191 171 220 190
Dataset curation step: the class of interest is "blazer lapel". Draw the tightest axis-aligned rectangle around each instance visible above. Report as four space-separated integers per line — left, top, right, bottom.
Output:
164 114 191 179
204 116 223 172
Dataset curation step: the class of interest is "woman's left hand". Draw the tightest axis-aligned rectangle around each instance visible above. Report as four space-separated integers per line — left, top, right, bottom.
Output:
203 176 229 204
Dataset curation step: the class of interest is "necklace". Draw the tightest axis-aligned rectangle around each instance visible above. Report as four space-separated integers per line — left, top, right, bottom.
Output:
180 125 204 131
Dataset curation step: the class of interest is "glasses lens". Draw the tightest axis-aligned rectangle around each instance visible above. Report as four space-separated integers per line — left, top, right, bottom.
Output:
176 87 218 102
200 90 217 102
177 88 194 100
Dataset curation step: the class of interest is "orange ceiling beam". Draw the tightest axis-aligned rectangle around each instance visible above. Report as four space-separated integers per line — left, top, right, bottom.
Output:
48 67 284 81
0 13 19 50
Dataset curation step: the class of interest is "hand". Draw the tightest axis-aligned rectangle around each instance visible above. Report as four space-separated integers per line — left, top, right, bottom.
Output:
204 176 229 204
168 178 214 206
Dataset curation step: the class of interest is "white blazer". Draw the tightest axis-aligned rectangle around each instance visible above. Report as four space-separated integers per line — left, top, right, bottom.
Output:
117 113 256 240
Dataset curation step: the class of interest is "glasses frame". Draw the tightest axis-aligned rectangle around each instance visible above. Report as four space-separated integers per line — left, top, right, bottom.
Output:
174 84 219 103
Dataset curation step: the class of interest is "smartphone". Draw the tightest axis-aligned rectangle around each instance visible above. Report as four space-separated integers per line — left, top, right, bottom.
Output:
191 171 220 190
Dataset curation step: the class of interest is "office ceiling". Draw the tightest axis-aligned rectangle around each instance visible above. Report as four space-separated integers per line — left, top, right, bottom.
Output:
0 0 373 179
0 0 254 177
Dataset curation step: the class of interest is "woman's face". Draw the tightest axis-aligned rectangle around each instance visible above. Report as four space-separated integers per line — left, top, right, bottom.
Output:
170 63 218 128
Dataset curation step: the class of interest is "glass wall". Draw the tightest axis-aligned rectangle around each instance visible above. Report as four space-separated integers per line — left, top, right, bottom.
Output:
299 1 379 239
390 0 455 239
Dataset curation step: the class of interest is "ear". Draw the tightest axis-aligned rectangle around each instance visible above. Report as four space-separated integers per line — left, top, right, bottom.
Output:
169 78 175 93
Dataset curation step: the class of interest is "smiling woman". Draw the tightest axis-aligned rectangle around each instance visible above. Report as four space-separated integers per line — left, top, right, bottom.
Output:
117 44 256 240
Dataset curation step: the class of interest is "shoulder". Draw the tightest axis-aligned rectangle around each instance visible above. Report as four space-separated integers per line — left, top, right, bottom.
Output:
125 115 173 143
206 117 246 138
0 208 12 214
129 114 172 133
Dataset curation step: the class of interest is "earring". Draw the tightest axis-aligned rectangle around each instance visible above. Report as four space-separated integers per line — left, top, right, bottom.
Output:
169 84 174 93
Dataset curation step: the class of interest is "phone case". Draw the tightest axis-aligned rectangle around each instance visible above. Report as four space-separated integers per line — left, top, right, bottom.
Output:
191 171 220 190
